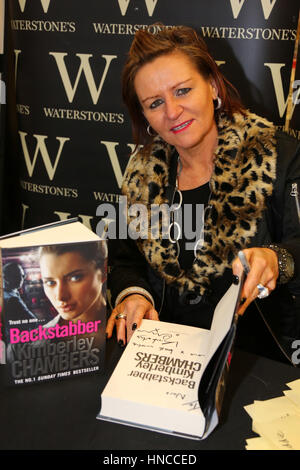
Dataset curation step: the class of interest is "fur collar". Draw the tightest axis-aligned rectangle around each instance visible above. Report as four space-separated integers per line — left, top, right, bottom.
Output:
122 111 277 295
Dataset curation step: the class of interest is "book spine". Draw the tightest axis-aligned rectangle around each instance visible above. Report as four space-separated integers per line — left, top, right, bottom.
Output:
214 321 237 419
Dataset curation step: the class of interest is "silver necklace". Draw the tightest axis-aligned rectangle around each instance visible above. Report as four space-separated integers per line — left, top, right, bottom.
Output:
171 156 213 263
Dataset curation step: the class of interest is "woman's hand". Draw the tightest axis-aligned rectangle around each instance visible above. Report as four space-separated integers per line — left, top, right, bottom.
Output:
232 247 279 315
106 294 159 346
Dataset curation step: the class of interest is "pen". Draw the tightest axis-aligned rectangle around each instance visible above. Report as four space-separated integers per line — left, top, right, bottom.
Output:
238 250 250 275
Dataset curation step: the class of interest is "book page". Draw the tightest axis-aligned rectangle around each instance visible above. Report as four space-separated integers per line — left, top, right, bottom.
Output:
254 414 300 450
284 390 300 409
286 379 300 392
245 437 275 450
104 319 210 408
244 396 300 422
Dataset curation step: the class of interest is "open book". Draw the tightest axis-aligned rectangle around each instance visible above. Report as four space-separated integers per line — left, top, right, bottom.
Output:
0 220 107 385
97 279 243 440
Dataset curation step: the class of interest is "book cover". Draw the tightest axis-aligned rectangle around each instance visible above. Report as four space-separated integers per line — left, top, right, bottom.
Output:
1 237 107 386
97 280 242 440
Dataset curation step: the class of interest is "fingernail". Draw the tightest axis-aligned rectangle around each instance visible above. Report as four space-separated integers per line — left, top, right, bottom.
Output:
132 323 137 331
232 275 239 285
118 339 124 348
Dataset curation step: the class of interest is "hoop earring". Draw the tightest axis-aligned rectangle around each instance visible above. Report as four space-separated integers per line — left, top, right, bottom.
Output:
214 96 222 110
147 124 156 136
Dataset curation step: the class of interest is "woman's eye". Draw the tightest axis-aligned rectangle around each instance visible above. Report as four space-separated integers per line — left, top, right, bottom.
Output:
149 98 164 109
44 280 55 287
69 274 83 282
176 87 191 96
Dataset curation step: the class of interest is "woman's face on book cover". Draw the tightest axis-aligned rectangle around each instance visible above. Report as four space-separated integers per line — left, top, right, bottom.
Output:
39 251 103 322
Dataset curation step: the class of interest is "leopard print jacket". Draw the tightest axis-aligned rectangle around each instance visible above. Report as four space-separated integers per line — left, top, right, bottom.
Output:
122 111 277 297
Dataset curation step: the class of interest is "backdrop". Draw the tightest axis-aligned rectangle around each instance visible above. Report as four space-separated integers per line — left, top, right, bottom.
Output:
2 0 300 237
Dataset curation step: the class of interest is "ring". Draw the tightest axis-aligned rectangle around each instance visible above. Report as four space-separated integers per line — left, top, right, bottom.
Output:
257 283 269 299
115 313 127 320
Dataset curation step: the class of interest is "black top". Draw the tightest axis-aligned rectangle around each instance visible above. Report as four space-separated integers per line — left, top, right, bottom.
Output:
178 182 210 270
160 182 233 330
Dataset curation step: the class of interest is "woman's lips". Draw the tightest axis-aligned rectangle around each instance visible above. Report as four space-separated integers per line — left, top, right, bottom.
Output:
171 119 193 134
58 304 75 313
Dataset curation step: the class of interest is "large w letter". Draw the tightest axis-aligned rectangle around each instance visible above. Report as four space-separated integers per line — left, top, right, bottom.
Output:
117 0 159 16
101 141 137 189
49 53 117 104
18 0 51 13
264 63 297 119
229 0 277 19
19 132 70 180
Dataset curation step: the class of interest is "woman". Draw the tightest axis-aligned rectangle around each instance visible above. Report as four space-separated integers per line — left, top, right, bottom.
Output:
39 241 107 332
106 25 300 351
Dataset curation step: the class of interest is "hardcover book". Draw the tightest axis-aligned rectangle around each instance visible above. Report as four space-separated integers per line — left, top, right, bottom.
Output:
97 279 243 440
0 220 107 386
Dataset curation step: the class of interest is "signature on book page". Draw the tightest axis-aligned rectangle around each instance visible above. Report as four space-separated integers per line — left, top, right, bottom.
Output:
133 327 205 357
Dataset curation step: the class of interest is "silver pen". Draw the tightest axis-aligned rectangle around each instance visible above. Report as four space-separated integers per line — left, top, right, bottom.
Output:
238 250 250 275
238 250 267 299
291 183 300 225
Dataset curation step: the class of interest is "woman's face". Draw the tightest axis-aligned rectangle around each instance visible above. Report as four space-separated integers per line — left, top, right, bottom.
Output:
134 51 218 155
40 252 103 322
